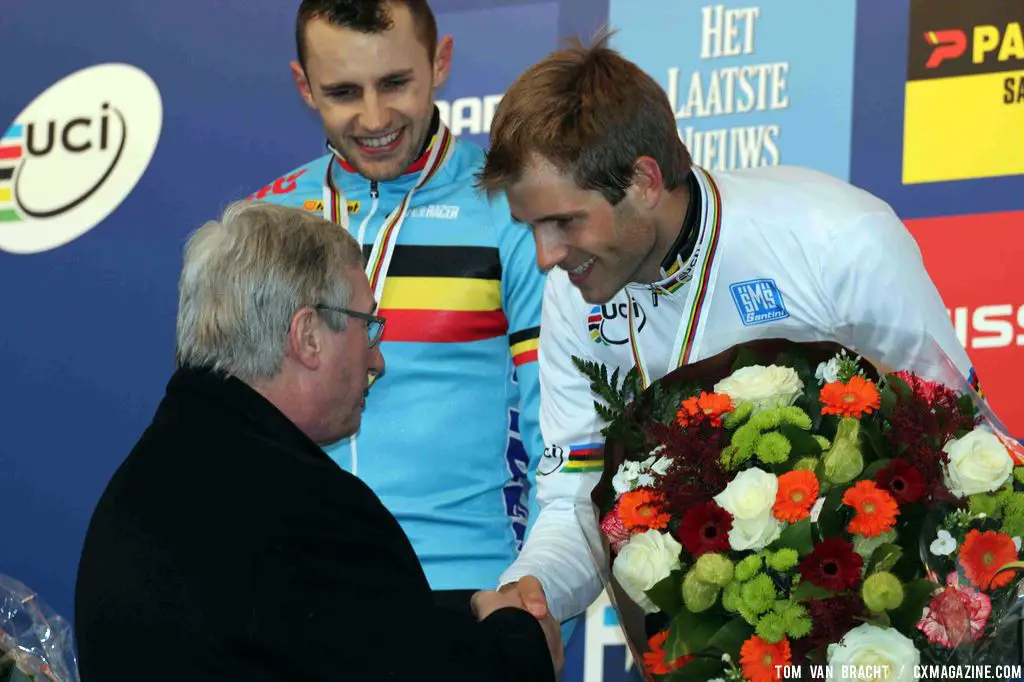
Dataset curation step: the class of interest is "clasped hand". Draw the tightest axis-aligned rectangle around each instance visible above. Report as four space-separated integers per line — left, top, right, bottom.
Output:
471 576 564 675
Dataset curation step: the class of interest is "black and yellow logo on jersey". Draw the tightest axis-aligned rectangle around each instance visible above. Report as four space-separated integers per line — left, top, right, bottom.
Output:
903 0 1024 184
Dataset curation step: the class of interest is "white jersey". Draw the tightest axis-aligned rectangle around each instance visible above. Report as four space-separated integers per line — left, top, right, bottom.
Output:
498 164 975 622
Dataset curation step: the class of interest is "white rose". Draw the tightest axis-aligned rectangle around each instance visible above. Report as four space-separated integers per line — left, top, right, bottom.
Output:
611 529 682 614
713 468 783 551
713 364 804 413
826 624 920 682
943 426 1014 497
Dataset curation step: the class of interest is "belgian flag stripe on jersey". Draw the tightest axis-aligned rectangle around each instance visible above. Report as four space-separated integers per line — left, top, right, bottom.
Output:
368 244 510 344
509 326 540 366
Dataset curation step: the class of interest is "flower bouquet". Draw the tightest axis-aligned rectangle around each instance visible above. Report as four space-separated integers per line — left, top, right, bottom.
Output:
575 334 1024 681
0 574 79 682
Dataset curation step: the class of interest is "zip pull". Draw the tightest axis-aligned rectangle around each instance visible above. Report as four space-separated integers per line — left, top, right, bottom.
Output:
370 180 379 199
651 285 659 308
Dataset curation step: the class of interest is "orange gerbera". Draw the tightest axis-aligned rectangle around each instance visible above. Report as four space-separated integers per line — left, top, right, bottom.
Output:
677 391 734 428
773 470 820 522
618 489 671 531
842 480 899 537
820 375 881 418
960 529 1019 591
740 635 791 682
642 630 693 676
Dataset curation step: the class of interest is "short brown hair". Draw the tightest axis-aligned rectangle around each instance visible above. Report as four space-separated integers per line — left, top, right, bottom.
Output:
296 0 438 69
478 31 691 204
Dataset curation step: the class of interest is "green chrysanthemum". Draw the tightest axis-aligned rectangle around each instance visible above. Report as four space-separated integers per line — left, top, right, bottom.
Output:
682 570 720 613
694 553 735 587
735 555 763 582
968 492 1003 519
862 571 904 612
740 573 776 615
722 581 743 613
755 432 792 464
755 611 786 643
766 548 799 572
724 401 756 429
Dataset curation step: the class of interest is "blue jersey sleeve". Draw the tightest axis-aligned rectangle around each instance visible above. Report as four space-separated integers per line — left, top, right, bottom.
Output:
491 193 546 536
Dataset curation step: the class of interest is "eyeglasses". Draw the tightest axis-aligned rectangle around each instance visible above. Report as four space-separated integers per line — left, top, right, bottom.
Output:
315 305 386 348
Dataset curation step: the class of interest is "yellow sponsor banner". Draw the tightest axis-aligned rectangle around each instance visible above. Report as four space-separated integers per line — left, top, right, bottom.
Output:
903 69 1024 184
379 276 501 312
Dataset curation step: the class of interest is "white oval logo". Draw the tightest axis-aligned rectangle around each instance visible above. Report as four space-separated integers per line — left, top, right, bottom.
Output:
0 63 162 254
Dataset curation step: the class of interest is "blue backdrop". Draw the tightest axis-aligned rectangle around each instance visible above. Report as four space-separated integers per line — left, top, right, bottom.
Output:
1 2 1021 680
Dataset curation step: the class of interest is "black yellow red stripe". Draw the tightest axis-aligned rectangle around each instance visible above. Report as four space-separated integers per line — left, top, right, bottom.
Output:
379 308 508 343
363 245 501 280
380 276 501 312
510 326 540 366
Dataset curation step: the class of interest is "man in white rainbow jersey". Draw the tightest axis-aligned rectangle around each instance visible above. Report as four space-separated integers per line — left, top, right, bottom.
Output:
475 33 982 624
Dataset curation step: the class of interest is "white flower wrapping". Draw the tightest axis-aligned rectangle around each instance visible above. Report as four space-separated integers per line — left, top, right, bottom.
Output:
611 529 682 614
713 364 804 413
713 468 783 551
826 624 920 682
943 426 1015 497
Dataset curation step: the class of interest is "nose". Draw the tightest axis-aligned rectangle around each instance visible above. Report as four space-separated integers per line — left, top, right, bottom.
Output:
533 224 570 272
359 91 389 133
367 344 385 383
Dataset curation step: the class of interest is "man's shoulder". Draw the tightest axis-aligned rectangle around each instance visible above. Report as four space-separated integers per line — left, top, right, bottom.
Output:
244 154 331 209
713 164 897 242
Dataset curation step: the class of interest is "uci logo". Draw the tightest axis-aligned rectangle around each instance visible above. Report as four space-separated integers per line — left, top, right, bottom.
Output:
0 63 163 254
587 300 646 345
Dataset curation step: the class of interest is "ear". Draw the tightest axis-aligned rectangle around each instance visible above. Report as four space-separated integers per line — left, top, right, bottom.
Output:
629 156 665 210
432 35 454 90
290 60 316 109
285 307 324 370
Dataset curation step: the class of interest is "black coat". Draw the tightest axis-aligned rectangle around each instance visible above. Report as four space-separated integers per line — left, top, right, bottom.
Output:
74 367 554 682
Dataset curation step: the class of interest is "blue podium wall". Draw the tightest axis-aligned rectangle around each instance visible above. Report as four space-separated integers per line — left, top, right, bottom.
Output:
1 2 1021 680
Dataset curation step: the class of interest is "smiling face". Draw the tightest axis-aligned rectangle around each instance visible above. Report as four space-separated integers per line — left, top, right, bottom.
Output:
506 156 661 305
293 4 451 181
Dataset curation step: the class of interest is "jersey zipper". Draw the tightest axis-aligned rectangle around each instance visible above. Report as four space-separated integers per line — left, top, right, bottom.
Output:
356 180 381 252
351 179 381 476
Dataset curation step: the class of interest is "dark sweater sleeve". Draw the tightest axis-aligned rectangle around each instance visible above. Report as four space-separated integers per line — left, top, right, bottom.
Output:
247 467 555 682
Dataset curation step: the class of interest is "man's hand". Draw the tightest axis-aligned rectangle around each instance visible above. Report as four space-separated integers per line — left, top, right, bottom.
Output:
497 575 549 620
470 586 564 675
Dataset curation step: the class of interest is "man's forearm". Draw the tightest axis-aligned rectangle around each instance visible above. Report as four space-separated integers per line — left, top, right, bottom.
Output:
499 500 604 622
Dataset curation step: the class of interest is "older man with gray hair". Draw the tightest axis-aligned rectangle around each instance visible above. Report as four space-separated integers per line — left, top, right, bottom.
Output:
74 201 561 682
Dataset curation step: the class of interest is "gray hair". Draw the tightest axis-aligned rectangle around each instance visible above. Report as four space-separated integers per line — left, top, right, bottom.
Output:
175 200 365 382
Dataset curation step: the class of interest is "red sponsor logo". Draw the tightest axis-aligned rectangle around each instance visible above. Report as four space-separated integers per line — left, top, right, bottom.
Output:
246 168 307 200
924 29 968 68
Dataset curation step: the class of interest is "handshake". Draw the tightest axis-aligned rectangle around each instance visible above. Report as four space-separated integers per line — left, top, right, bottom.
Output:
471 576 565 676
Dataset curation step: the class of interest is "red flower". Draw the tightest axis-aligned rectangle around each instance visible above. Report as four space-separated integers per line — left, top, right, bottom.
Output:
643 630 693 676
917 573 991 648
875 458 926 504
600 504 634 554
791 595 865 662
677 501 732 557
960 529 1019 591
797 537 864 592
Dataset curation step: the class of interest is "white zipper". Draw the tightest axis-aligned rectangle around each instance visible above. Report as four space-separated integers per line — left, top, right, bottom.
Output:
350 181 380 477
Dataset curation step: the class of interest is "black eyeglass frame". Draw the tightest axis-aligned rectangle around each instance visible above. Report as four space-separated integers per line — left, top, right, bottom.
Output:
314 304 386 348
